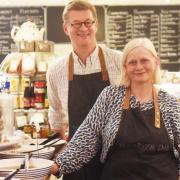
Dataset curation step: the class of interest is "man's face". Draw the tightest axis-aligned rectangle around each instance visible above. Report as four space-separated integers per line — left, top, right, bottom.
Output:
63 10 97 49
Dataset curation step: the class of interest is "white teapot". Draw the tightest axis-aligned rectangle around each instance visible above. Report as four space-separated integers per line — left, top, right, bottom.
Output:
11 21 45 42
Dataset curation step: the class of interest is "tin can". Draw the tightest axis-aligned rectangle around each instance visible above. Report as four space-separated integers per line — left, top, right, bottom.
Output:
34 80 46 94
34 94 44 109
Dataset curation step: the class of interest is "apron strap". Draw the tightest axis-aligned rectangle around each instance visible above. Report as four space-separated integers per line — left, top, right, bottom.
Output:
68 47 109 81
153 86 161 128
68 53 74 81
123 88 131 110
123 86 161 128
98 47 109 81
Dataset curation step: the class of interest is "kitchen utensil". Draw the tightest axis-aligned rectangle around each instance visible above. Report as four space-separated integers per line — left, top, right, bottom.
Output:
39 133 59 145
24 138 61 153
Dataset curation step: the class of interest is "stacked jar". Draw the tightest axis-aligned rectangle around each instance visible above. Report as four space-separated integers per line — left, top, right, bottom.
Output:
34 80 46 109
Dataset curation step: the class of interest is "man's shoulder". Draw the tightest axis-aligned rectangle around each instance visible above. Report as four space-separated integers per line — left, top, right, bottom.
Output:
48 54 69 72
100 45 122 57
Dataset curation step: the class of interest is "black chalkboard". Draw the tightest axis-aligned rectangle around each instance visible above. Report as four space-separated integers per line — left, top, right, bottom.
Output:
106 5 180 68
47 6 105 43
0 5 179 71
0 7 44 56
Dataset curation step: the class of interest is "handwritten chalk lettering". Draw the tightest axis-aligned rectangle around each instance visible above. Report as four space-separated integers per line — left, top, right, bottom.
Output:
0 7 44 55
19 9 41 14
0 10 12 15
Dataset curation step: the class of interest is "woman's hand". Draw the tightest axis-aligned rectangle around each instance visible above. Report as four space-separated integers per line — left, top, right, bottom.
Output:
52 126 68 140
178 175 180 180
50 162 60 175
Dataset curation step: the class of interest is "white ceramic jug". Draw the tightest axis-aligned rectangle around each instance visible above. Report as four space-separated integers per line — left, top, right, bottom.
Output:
11 21 45 42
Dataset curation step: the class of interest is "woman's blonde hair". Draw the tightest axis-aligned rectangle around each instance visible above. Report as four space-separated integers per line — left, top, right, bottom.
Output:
119 38 161 87
62 0 97 23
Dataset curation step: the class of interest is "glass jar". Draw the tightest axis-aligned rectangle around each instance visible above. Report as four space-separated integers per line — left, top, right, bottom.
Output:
40 124 50 138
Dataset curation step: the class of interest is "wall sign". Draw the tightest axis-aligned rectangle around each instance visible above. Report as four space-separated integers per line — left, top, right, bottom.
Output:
0 5 179 70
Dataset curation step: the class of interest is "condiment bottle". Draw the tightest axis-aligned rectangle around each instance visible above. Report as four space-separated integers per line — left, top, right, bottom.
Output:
24 81 31 109
44 86 49 109
30 81 35 108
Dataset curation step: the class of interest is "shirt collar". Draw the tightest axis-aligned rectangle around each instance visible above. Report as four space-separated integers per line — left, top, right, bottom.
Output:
72 45 99 63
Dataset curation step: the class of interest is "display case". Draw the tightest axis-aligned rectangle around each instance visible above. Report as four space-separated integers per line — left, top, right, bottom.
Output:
0 40 56 137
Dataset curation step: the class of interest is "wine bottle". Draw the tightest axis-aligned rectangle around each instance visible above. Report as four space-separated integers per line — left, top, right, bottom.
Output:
30 81 35 108
44 86 49 109
23 81 31 109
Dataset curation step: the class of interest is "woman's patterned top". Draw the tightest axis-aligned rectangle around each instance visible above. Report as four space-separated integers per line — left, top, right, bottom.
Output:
56 85 180 175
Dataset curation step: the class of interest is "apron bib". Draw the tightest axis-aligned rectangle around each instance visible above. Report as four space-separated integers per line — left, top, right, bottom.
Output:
101 87 178 180
64 47 109 180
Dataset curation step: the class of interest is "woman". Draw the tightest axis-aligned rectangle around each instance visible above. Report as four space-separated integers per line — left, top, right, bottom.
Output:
51 38 180 180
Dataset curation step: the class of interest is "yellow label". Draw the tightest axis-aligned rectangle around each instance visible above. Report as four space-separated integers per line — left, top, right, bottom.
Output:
20 76 30 92
13 94 19 109
19 94 24 109
10 77 19 92
44 99 49 108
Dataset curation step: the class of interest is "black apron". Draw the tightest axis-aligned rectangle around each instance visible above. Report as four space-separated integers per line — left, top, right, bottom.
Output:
101 87 178 180
63 47 110 180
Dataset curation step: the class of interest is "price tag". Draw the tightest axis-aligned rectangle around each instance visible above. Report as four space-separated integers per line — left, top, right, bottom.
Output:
16 115 27 128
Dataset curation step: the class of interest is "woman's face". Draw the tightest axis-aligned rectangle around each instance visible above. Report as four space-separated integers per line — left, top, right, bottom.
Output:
125 46 159 85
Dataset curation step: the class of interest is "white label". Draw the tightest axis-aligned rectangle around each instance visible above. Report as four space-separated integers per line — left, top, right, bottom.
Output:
16 115 27 128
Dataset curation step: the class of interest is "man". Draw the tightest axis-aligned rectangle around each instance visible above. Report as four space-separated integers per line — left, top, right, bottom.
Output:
47 0 122 179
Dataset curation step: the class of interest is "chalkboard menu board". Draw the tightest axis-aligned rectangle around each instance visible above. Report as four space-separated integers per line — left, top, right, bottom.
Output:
0 7 44 56
47 6 105 43
159 7 180 62
0 5 179 71
106 5 180 69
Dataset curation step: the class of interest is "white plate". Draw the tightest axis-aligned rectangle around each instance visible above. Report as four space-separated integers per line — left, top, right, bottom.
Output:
15 144 44 153
0 158 53 179
0 136 22 151
0 141 19 151
0 158 53 170
0 145 55 159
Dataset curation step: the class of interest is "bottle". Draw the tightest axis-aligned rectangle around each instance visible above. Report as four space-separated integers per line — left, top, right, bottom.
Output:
35 93 44 110
44 86 49 109
4 79 10 93
31 122 40 139
1 78 10 94
23 81 31 109
30 81 35 108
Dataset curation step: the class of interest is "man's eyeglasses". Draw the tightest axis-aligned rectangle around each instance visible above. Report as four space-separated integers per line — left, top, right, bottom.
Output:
70 20 95 29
